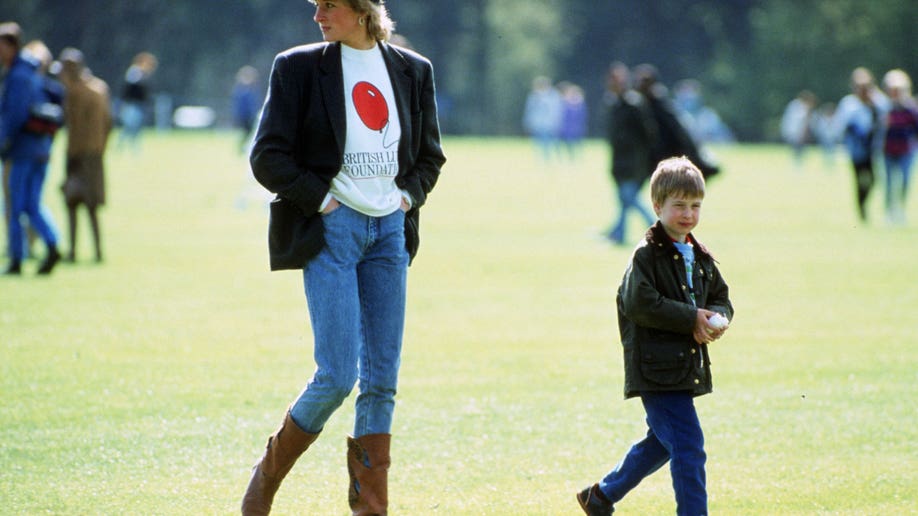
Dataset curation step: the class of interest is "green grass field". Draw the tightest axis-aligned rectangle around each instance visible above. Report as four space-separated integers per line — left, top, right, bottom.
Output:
2 132 916 514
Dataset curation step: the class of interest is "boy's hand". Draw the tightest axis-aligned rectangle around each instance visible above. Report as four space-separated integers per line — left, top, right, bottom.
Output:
694 309 727 344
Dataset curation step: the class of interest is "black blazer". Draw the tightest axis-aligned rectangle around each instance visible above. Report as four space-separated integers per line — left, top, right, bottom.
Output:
251 41 446 270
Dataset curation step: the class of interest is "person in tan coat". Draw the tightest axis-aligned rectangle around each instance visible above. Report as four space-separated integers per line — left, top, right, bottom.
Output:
57 48 111 262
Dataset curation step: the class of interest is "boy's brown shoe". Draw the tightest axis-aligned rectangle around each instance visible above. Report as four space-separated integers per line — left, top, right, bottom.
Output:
576 484 613 515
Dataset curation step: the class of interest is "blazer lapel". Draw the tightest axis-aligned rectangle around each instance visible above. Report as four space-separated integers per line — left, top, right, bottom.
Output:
380 43 414 173
318 43 346 156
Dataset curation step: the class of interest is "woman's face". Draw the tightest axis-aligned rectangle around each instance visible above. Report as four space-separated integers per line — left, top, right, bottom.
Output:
887 86 905 102
313 1 372 49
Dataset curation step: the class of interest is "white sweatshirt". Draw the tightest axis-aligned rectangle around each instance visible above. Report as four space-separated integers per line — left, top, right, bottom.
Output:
324 43 406 216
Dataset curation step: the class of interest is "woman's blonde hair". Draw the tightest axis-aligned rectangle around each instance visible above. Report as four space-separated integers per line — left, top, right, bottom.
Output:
23 40 52 72
309 0 395 42
883 69 912 95
132 51 158 73
650 156 706 206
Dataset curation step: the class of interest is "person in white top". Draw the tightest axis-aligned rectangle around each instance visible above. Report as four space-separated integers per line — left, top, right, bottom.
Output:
831 67 890 222
242 1 446 514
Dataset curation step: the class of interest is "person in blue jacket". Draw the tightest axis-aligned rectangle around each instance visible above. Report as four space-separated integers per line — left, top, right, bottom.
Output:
232 65 261 154
0 22 61 275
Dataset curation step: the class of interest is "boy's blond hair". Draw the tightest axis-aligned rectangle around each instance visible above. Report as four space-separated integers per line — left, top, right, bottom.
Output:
650 156 706 206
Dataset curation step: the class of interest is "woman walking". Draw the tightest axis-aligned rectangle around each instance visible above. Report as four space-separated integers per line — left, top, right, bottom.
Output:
832 67 889 222
241 1 445 514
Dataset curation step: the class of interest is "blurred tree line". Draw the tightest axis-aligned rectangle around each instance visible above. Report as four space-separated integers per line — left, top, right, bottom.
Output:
2 0 916 140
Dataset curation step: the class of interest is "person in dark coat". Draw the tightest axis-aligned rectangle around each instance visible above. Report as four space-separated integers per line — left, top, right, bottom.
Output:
604 62 657 245
116 51 156 152
634 64 721 180
879 69 917 225
241 1 445 514
577 157 734 516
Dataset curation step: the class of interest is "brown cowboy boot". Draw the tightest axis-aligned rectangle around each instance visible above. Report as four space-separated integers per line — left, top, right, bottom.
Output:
241 411 319 516
347 434 391 516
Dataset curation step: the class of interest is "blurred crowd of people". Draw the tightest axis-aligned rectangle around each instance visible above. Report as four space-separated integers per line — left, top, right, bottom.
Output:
520 64 730 245
0 20 208 277
781 67 918 225
1 21 119 276
600 62 723 245
522 76 589 163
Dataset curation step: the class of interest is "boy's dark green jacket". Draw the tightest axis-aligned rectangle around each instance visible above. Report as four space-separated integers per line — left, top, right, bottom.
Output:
617 221 734 399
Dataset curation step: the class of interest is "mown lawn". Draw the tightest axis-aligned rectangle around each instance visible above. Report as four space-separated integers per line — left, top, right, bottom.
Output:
1 132 915 514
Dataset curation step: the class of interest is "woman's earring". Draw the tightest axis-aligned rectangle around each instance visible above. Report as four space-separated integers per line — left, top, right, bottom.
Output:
359 18 365 26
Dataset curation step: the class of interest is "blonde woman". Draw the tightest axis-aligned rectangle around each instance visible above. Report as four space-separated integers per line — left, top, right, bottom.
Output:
241 1 445 514
881 69 918 224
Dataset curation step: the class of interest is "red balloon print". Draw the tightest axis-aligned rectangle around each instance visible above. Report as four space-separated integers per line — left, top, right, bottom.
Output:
352 81 389 132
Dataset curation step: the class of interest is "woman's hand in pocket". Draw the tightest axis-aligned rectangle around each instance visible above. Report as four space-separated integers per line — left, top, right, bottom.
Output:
321 197 341 215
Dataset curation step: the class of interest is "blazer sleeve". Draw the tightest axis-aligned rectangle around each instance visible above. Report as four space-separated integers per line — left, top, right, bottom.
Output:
397 57 446 209
250 52 330 214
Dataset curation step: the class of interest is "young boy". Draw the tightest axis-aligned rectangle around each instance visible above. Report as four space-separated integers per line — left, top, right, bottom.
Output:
577 156 734 515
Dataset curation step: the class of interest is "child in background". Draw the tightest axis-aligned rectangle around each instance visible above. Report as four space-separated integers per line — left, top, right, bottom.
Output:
577 156 734 516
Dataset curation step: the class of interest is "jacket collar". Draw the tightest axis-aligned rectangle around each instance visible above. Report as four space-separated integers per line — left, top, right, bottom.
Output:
378 42 413 167
317 44 345 155
645 221 715 260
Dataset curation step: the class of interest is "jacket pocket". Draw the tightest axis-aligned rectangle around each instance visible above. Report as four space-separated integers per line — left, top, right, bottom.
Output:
639 336 693 386
268 197 324 271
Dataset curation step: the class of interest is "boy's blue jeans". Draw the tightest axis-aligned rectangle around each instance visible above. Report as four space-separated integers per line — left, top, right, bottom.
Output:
290 205 408 438
599 391 707 515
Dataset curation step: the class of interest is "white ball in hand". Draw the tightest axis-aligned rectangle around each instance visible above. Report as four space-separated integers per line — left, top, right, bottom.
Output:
708 313 729 329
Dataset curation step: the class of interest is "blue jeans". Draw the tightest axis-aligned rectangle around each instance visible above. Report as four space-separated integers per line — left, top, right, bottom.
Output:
609 180 655 244
290 205 409 438
885 152 914 211
531 130 559 162
599 391 707 515
118 102 144 150
7 158 58 261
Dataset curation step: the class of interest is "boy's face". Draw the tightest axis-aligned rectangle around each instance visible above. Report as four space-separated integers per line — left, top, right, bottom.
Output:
654 194 703 242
